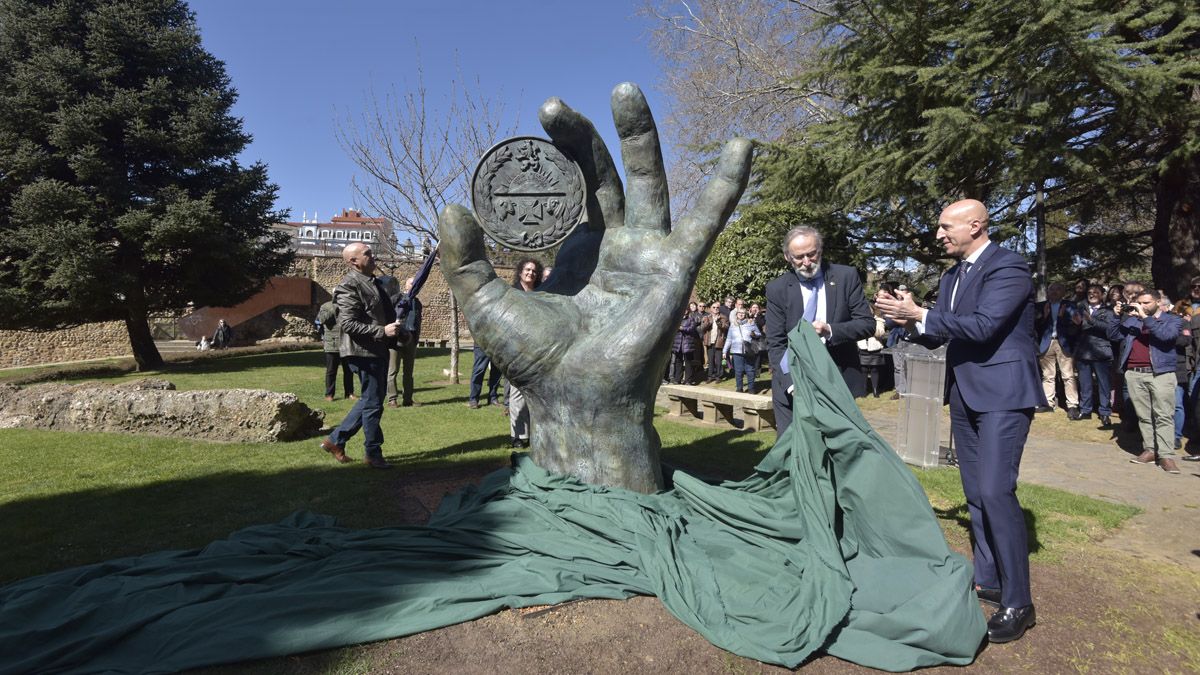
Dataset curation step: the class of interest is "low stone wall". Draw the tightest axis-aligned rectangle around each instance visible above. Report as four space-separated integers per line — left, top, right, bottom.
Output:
0 321 130 369
290 254 519 343
1 253 520 369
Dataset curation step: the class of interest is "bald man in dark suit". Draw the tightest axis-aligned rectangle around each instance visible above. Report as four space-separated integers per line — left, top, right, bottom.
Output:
876 199 1044 644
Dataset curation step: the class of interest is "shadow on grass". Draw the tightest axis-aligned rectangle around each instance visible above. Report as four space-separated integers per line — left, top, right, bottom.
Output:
0 459 502 586
660 428 768 483
397 434 514 466
932 503 1044 555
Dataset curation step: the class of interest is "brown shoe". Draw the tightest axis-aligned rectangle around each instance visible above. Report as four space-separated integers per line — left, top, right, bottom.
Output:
1159 458 1181 474
1130 450 1156 465
320 438 352 464
324 395 334 402
386 400 400 408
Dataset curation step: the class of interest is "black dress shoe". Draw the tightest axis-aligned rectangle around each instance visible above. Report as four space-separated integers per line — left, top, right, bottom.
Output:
1034 406 1053 414
1067 407 1081 420
987 605 1035 643
974 585 1001 608
1099 415 1111 427
1075 412 1092 421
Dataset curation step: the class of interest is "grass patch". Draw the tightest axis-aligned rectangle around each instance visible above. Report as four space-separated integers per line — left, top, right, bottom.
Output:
913 466 1139 563
0 349 1138 585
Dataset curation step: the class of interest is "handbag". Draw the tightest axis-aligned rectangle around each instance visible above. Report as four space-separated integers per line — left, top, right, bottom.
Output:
748 332 769 356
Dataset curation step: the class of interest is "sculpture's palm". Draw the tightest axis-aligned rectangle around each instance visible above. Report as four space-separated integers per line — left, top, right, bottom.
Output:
441 83 751 492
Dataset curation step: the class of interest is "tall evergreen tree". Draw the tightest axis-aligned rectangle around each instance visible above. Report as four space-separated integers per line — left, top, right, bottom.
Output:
0 0 291 369
755 0 1199 293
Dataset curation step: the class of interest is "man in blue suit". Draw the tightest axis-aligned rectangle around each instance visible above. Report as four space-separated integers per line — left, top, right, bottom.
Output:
875 199 1044 644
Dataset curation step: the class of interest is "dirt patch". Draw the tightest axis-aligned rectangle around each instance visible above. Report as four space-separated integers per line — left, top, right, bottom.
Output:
207 466 1199 674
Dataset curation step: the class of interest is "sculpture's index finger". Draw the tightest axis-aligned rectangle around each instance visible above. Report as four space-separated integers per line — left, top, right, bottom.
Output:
539 96 623 231
611 83 669 234
671 137 753 254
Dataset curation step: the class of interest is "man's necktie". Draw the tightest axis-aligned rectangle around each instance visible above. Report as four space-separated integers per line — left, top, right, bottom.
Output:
801 278 818 323
951 261 971 311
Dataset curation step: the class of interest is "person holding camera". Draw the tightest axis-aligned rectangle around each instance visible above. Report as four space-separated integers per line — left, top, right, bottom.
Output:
1073 284 1117 426
1110 289 1184 473
319 242 409 469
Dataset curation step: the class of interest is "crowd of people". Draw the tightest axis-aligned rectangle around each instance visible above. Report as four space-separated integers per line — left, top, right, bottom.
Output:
668 297 768 393
1027 277 1200 472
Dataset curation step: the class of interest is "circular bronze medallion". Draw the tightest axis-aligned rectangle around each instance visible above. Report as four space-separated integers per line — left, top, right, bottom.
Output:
471 136 585 252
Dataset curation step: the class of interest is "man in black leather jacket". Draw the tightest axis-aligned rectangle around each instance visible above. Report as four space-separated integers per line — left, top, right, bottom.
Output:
319 243 408 469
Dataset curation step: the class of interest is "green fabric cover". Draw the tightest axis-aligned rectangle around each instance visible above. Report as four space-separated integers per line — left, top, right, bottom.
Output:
0 327 985 674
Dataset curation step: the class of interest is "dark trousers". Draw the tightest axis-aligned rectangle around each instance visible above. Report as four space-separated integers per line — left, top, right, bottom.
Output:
949 381 1033 609
328 356 387 461
706 345 723 380
469 346 503 403
772 371 794 437
1077 358 1112 416
670 351 695 384
324 351 353 398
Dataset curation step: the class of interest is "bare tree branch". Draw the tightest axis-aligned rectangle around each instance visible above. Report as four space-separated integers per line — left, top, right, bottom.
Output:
335 53 520 254
642 0 840 212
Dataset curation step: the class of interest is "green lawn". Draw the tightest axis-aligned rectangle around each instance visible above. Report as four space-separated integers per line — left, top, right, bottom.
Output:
0 348 1137 584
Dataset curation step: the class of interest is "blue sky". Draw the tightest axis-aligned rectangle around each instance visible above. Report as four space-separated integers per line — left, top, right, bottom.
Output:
191 1 667 222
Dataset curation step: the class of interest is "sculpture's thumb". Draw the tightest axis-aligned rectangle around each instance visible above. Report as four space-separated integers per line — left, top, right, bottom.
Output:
439 204 499 307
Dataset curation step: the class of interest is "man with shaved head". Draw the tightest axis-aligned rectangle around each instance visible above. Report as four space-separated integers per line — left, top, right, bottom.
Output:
319 242 408 469
876 199 1043 643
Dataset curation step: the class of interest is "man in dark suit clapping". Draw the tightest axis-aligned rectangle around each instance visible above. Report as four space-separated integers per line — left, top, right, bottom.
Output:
766 226 874 436
875 199 1044 644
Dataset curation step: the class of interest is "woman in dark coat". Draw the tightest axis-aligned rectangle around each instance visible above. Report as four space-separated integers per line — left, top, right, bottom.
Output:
671 306 700 384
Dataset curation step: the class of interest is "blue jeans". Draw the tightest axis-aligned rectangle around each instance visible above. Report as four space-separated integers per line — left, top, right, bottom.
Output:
328 355 387 461
1077 359 1112 416
469 346 503 403
730 352 755 392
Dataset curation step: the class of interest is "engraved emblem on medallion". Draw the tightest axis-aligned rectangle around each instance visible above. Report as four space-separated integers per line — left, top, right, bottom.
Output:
471 137 585 251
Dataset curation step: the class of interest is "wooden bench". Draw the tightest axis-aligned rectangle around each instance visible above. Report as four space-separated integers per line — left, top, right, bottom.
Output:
659 384 775 432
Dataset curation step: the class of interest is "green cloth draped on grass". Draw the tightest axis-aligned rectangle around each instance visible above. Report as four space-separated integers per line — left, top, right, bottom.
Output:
0 326 985 674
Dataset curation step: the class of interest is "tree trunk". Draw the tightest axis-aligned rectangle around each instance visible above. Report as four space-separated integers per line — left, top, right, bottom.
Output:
125 305 164 371
1034 180 1047 301
1152 153 1200 300
449 293 460 384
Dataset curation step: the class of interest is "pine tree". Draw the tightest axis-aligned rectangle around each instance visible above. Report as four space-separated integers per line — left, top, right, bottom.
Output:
0 0 292 369
754 0 1199 292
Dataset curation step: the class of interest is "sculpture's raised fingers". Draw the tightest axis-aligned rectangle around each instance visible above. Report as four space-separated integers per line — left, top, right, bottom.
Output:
539 96 624 231
611 83 669 234
669 137 753 255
